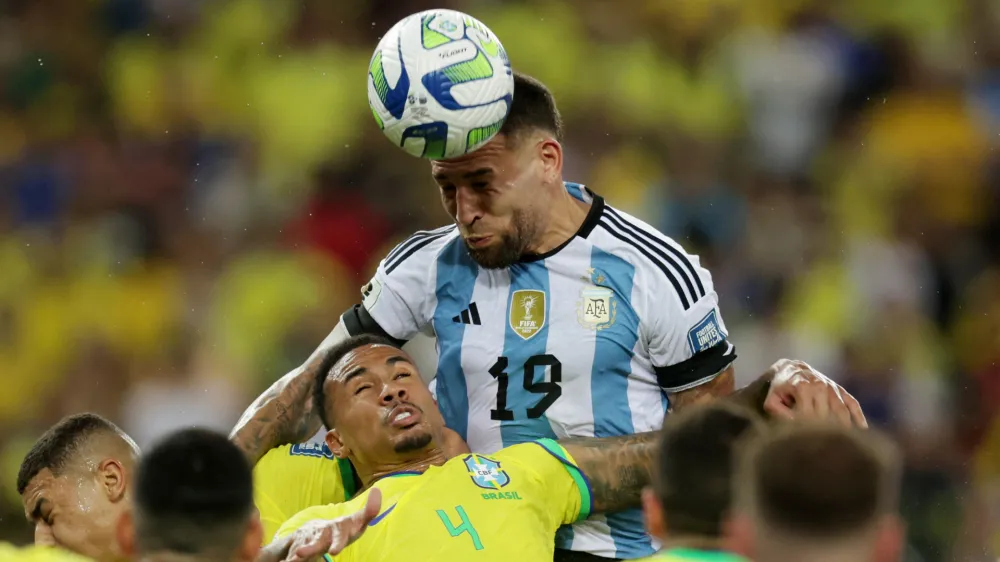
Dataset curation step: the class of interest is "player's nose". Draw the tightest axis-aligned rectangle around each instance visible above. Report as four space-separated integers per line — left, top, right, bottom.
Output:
454 185 481 226
380 381 408 403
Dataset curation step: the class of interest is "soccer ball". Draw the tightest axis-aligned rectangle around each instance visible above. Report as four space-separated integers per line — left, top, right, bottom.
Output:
367 10 514 160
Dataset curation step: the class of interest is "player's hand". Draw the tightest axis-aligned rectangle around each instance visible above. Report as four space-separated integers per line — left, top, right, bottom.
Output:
762 359 867 428
284 488 382 561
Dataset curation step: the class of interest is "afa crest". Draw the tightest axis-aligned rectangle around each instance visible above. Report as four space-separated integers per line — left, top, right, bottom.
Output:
578 269 617 330
509 289 545 341
463 454 510 490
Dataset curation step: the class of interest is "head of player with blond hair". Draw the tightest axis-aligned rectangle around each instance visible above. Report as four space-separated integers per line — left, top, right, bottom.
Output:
18 413 139 562
116 428 262 562
726 424 905 562
639 402 763 561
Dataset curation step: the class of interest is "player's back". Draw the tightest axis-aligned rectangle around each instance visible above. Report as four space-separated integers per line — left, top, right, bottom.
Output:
276 440 591 561
0 544 92 562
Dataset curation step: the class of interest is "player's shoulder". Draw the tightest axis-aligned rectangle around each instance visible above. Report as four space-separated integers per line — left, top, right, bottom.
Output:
0 545 91 562
590 202 711 312
378 224 460 277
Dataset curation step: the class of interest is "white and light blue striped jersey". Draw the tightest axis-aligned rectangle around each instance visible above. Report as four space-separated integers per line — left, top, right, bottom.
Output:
345 182 737 559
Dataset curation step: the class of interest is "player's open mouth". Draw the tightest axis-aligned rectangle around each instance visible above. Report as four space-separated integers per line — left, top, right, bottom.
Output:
465 235 492 248
387 404 422 429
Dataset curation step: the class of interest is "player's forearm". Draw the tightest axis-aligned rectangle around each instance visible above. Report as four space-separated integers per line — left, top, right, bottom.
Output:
669 365 772 416
560 431 658 514
229 321 351 464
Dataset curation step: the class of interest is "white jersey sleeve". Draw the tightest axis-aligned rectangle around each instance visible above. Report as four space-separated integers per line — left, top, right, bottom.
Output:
642 243 736 393
342 226 458 342
598 206 737 393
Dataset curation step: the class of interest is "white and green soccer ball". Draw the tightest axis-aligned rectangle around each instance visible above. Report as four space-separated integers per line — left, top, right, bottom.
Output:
367 9 513 160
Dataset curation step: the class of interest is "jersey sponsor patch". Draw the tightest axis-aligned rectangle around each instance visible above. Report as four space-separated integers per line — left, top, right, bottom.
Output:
289 442 335 460
509 289 545 340
361 277 383 310
463 454 510 490
577 268 616 330
688 309 725 353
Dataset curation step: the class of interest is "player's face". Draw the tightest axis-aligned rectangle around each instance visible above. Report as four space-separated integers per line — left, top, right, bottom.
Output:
325 344 444 465
430 133 544 269
22 466 124 561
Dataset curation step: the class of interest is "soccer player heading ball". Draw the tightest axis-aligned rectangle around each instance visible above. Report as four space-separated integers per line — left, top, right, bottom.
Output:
237 34 867 562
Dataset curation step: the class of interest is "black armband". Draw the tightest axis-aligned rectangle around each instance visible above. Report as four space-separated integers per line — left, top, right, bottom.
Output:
340 304 407 347
655 340 736 392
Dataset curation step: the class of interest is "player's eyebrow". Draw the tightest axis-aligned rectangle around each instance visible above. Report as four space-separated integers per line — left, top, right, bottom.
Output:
385 355 410 366
432 167 492 182
341 367 368 386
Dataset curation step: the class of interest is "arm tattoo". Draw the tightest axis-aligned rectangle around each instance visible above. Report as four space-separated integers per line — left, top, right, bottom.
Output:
229 359 323 465
560 432 658 514
669 365 772 415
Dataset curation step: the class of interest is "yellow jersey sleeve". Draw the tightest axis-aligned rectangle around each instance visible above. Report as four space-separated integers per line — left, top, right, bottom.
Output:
0 544 93 561
254 443 356 542
494 438 593 526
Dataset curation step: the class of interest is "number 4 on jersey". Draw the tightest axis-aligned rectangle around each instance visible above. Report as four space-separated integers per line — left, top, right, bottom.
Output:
436 506 484 550
489 354 563 420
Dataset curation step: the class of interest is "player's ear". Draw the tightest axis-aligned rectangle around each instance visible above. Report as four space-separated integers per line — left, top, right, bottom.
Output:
98 458 127 502
240 509 264 561
536 136 562 185
116 510 135 557
873 514 905 562
641 487 666 541
722 512 754 559
326 429 349 459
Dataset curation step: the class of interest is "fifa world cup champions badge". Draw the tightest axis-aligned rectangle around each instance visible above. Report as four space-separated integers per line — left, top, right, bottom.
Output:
509 289 545 340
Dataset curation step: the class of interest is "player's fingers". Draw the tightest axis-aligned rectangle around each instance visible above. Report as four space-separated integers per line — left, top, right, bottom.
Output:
292 528 333 561
828 385 853 427
362 488 382 523
810 382 830 421
763 391 796 420
844 392 868 428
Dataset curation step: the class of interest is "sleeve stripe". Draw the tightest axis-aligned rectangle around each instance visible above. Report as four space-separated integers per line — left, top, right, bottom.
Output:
603 207 705 300
385 229 455 274
531 439 594 522
597 218 693 310
384 225 456 267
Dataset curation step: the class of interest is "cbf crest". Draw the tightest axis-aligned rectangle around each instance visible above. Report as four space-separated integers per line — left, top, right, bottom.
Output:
578 269 617 330
463 454 510 489
509 289 545 340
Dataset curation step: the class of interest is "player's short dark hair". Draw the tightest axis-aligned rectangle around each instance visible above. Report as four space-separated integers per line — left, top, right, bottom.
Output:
313 334 404 428
133 428 254 556
654 402 764 537
499 71 564 144
737 424 901 538
17 413 127 495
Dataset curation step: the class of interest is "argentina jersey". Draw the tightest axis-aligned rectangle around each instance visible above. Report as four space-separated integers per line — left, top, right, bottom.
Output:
344 182 737 559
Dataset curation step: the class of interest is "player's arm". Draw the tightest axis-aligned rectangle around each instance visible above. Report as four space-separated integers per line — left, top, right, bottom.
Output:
558 431 658 514
230 228 456 464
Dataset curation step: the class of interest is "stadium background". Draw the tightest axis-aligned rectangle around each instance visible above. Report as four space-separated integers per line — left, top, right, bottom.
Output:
0 0 998 559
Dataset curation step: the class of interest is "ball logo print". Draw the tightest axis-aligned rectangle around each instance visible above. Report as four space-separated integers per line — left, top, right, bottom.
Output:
367 10 514 159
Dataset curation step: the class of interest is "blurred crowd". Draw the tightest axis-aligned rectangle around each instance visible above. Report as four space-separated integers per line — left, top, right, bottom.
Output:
1 0 998 559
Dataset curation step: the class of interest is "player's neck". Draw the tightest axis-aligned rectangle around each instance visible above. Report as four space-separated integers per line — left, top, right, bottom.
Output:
526 188 590 255
361 446 449 488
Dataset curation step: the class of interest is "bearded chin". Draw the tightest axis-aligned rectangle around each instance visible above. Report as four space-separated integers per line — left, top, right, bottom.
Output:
394 431 433 453
464 211 534 269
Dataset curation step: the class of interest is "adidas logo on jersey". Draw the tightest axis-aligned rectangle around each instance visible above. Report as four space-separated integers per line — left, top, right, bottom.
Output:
452 302 482 325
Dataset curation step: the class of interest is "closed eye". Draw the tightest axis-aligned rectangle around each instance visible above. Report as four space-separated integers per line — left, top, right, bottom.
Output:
354 384 372 395
395 372 412 380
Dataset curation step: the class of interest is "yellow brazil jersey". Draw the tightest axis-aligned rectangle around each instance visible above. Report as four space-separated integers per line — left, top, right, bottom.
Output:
634 548 749 561
0 544 92 561
254 442 357 542
276 439 592 561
